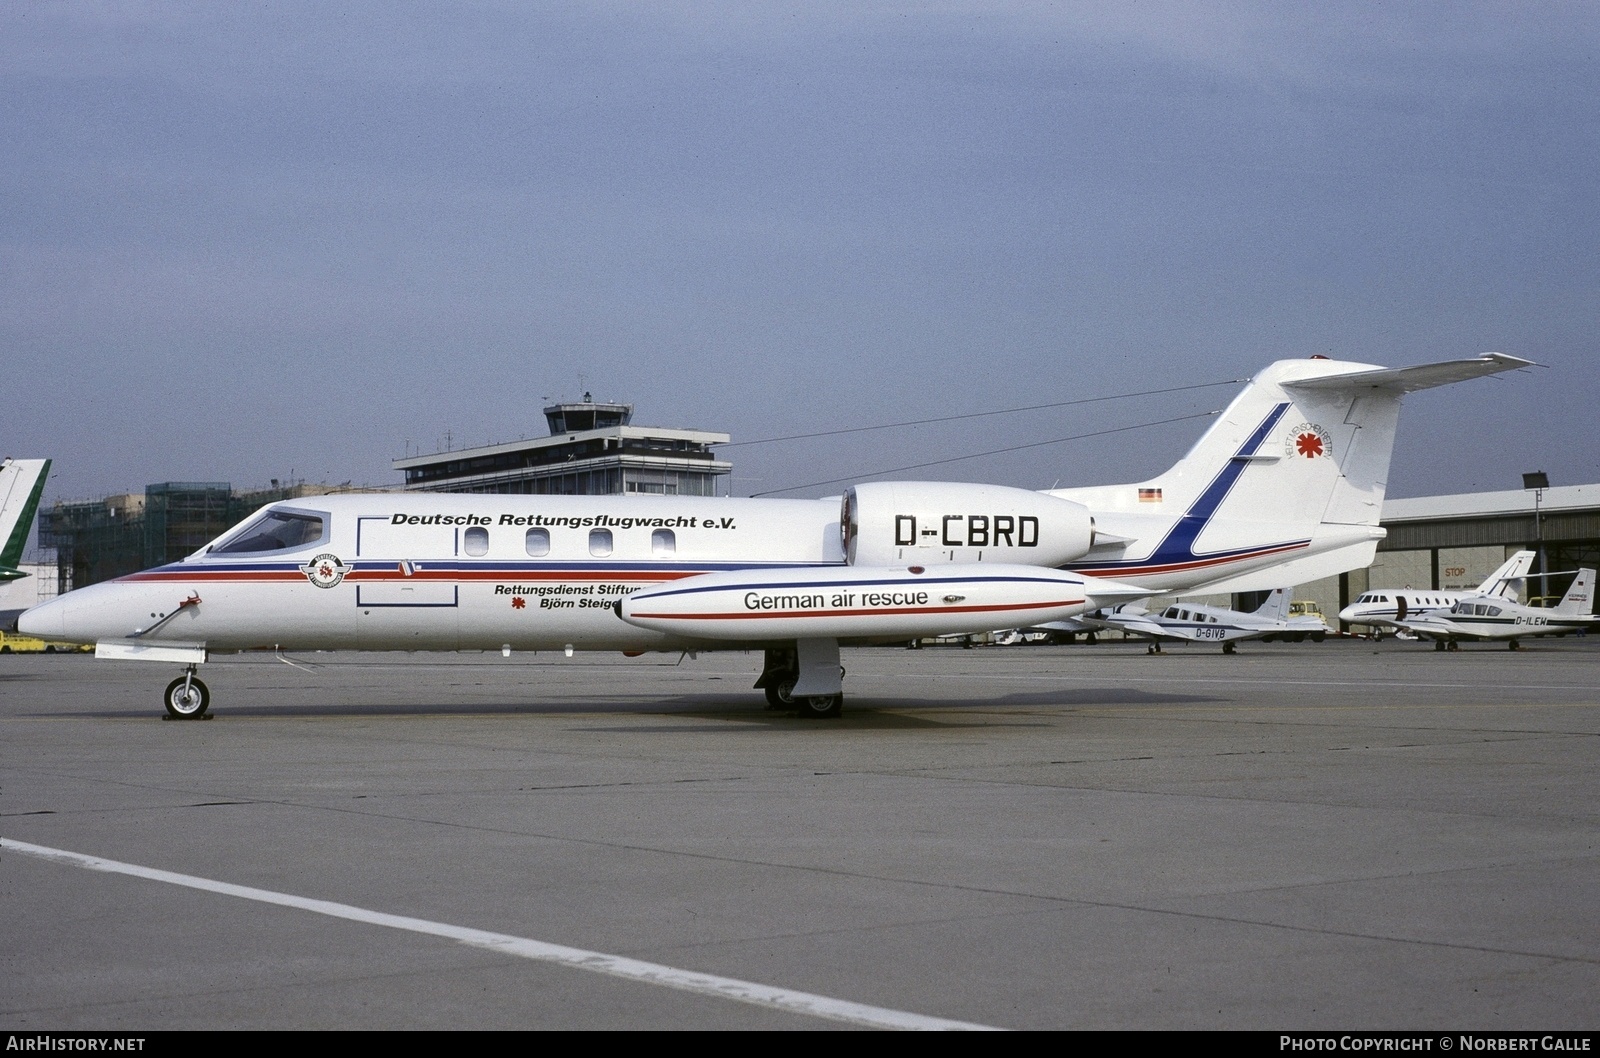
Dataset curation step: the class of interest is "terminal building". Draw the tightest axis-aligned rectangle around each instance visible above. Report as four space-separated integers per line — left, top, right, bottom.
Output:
393 397 731 496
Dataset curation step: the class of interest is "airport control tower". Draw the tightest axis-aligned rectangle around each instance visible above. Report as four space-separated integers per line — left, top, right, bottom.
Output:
393 395 732 496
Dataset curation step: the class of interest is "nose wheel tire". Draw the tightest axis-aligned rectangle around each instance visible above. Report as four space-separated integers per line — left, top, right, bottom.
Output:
164 676 211 719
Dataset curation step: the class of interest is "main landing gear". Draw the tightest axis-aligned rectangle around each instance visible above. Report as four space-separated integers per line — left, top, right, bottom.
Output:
757 641 845 718
763 683 844 718
163 665 211 719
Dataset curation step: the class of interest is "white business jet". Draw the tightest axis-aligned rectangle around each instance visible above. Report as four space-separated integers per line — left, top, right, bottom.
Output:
19 354 1530 719
1337 550 1535 637
1397 568 1596 650
1082 588 1328 654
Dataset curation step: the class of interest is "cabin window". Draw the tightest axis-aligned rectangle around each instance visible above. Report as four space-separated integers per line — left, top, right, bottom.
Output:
214 509 325 554
525 528 550 557
589 528 613 557
464 526 489 557
651 529 676 556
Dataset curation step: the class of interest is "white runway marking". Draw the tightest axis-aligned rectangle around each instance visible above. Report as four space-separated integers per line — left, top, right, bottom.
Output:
3 838 998 1030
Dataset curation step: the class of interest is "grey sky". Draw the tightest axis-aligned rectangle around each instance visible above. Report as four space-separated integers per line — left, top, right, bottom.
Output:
4 2 1595 511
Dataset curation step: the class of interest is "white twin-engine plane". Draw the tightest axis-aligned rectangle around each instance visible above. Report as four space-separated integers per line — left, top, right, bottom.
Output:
19 353 1530 719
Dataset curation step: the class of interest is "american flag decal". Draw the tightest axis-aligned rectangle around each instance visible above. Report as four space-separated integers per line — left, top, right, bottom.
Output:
1139 488 1162 503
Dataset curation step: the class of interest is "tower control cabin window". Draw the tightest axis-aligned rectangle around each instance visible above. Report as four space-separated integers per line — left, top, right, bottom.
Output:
651 529 676 556
589 528 613 557
464 526 489 557
525 528 550 557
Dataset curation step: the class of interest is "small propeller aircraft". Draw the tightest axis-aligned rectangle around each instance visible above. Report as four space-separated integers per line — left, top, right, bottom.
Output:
18 353 1532 719
1081 587 1328 654
1397 568 1596 650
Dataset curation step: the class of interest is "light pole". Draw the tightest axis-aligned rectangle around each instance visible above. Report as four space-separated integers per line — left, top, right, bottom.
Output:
1522 471 1549 604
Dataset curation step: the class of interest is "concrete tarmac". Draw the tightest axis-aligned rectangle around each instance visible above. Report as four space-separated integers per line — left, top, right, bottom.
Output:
2 638 1597 1030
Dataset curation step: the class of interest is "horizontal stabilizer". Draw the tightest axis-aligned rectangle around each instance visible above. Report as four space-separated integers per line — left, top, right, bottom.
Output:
1283 353 1534 394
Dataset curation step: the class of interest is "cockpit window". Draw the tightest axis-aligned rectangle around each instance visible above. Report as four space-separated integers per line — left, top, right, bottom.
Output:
213 509 326 554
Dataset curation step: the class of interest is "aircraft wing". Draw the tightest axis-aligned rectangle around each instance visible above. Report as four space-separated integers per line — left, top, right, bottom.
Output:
1394 617 1460 641
1099 614 1172 640
1282 353 1534 394
1025 618 1096 634
1082 581 1160 610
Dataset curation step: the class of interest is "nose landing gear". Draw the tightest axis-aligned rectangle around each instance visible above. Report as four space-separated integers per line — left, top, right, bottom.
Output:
163 666 211 719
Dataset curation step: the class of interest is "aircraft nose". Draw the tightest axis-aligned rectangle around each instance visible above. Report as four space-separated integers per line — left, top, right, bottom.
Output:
17 597 66 639
1337 605 1358 622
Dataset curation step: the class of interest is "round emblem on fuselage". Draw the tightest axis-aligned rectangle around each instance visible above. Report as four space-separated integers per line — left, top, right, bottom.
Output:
301 553 349 588
1286 423 1332 459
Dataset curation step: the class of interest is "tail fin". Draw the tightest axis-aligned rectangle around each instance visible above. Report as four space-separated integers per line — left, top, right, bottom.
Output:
1252 587 1293 620
0 458 51 580
1480 551 1536 599
1554 569 1595 616
1155 354 1531 529
1065 354 1531 594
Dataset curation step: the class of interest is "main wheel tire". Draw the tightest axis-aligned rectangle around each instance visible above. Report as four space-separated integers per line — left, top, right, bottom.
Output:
164 676 210 719
764 685 788 709
792 693 843 719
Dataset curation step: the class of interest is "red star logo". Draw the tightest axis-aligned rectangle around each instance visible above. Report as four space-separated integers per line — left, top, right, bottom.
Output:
511 597 526 609
1296 432 1324 458
319 564 334 578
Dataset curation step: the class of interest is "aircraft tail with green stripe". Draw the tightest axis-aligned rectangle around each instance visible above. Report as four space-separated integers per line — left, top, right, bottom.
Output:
0 458 51 583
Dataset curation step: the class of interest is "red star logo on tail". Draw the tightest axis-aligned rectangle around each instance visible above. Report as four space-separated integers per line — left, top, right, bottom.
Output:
1296 432 1324 458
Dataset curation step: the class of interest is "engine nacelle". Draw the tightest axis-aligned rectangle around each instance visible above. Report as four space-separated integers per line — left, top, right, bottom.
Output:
842 482 1095 567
